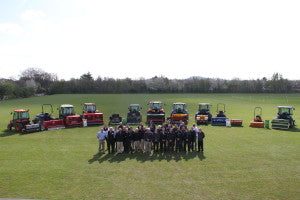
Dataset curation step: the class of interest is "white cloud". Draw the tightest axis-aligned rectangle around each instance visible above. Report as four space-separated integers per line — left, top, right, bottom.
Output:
20 9 46 21
0 23 24 35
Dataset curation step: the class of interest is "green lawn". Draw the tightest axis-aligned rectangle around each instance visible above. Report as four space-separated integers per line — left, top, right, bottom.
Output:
0 94 299 200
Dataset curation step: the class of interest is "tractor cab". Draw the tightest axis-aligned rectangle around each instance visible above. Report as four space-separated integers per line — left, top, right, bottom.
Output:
172 103 187 114
83 103 97 113
195 103 212 125
82 103 104 126
59 104 76 119
7 109 40 133
146 101 165 124
127 104 142 125
170 102 188 124
277 106 294 119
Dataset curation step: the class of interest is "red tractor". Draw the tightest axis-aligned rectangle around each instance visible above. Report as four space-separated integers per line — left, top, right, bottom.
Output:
82 103 104 126
7 109 41 133
58 104 83 128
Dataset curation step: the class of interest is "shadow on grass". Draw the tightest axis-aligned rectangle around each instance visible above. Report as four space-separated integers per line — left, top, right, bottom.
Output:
88 151 206 164
0 130 20 137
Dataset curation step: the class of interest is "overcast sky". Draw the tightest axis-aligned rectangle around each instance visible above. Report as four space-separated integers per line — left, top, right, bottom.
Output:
0 0 299 80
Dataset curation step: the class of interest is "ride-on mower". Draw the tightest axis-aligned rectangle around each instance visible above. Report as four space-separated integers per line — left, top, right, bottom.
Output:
146 101 165 124
170 102 189 124
7 109 41 133
82 103 104 126
195 103 212 125
33 104 65 130
271 106 296 129
127 104 142 125
250 107 265 128
109 114 122 125
58 104 83 128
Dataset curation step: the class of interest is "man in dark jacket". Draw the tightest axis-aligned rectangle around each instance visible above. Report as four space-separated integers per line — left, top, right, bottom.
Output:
181 127 188 152
123 128 131 153
175 127 183 152
153 129 160 152
106 127 116 153
167 128 176 152
144 128 154 154
115 128 124 154
188 128 196 152
159 127 167 152
198 128 205 152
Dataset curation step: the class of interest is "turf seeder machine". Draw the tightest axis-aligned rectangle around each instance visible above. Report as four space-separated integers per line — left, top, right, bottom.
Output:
169 102 189 124
7 109 41 133
211 103 227 126
82 103 104 126
271 106 296 130
58 104 83 128
250 107 265 128
33 104 65 130
195 103 212 125
126 104 142 125
146 101 165 124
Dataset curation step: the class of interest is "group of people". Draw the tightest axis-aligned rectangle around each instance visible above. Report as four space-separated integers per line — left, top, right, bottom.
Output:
97 120 205 154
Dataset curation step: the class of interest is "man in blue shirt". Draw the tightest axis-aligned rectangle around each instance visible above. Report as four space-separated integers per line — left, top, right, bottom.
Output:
97 128 107 153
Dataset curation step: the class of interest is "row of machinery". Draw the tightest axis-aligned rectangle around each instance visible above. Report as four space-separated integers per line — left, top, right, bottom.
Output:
7 102 296 133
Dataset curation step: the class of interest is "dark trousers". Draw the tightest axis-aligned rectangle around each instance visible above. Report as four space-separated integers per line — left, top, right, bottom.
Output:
187 140 193 151
183 140 189 152
153 142 159 152
168 140 174 152
107 141 115 153
176 139 182 152
198 140 204 151
124 141 131 153
160 140 166 152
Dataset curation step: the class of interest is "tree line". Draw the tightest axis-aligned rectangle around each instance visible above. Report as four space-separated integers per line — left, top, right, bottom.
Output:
0 68 299 100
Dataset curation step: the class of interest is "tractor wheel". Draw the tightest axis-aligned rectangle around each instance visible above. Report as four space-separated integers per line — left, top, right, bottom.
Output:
15 125 21 132
7 124 12 131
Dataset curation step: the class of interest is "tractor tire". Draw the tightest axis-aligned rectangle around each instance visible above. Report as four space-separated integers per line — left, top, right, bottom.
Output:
7 124 12 131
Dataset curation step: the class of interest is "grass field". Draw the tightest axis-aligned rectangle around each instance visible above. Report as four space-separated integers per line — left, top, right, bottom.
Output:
0 94 300 200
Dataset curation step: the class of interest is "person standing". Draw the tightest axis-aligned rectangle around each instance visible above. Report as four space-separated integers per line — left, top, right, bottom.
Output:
123 128 131 153
182 127 188 152
168 128 176 152
159 127 167 152
189 127 196 152
106 127 116 154
133 128 140 152
115 128 124 154
192 124 199 151
153 129 160 152
198 128 205 152
139 126 145 152
144 128 153 154
97 128 107 153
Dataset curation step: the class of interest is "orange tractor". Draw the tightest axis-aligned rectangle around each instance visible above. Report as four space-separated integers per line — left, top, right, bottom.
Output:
82 103 104 126
170 102 189 124
7 109 41 133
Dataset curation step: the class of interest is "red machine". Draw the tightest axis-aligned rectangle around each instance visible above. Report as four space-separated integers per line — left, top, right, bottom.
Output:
7 109 41 133
59 104 83 128
82 103 104 126
33 104 65 130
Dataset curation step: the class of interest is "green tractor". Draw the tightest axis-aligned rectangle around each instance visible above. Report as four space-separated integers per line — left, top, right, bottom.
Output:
271 106 296 129
127 104 142 125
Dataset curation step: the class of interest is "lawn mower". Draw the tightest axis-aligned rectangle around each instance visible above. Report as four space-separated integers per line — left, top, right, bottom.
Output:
127 104 142 125
7 109 41 133
250 107 265 128
82 103 104 126
33 104 65 130
58 104 83 128
170 102 189 124
109 114 122 125
211 103 227 126
195 103 212 125
271 106 296 129
146 101 165 124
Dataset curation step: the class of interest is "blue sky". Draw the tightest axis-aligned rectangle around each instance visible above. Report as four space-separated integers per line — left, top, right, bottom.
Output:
0 0 300 80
